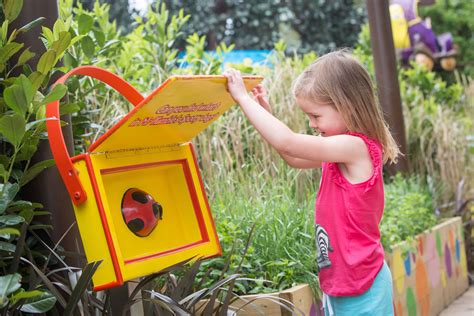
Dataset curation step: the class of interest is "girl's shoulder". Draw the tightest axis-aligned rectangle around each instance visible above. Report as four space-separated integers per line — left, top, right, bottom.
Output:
346 132 383 161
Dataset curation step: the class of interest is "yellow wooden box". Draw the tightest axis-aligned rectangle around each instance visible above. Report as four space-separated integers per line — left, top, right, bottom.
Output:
46 66 261 290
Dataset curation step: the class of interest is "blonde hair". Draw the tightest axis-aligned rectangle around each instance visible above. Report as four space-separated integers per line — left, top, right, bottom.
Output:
292 50 400 164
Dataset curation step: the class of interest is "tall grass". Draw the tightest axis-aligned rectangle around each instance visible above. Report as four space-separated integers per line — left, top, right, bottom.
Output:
202 161 320 296
400 68 473 208
355 24 473 208
196 48 320 200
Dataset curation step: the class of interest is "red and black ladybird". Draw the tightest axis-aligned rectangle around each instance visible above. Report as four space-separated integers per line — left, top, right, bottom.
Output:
121 188 163 237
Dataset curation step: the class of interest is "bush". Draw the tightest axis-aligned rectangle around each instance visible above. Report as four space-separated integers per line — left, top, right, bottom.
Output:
380 174 437 251
201 163 319 297
354 23 472 209
0 1 79 313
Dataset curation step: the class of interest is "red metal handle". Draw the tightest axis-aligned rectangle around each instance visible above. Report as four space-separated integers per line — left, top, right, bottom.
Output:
46 66 144 205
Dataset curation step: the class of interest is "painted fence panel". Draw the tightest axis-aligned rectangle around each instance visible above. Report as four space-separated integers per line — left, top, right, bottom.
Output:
386 217 469 316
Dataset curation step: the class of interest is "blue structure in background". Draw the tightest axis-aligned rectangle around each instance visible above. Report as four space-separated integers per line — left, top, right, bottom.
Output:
178 50 273 68
219 50 272 65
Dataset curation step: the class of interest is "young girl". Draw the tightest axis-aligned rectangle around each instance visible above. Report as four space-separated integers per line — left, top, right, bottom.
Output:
224 50 398 315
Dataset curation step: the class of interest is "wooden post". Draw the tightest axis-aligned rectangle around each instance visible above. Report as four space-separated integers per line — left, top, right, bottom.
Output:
366 0 409 174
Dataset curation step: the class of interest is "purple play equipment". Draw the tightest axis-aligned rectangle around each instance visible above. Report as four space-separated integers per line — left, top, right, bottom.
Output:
390 0 457 71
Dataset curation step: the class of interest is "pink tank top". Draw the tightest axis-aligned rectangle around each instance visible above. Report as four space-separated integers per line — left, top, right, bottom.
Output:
315 132 385 296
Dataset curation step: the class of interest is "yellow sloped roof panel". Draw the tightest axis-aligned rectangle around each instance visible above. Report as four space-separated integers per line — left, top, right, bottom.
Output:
89 75 262 153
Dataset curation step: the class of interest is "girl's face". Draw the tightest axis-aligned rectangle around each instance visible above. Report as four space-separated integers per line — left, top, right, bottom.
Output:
297 97 347 137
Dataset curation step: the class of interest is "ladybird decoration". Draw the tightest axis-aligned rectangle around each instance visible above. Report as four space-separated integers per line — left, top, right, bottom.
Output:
121 188 163 237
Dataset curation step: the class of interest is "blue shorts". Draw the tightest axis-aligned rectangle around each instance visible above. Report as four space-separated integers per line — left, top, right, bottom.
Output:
323 261 394 316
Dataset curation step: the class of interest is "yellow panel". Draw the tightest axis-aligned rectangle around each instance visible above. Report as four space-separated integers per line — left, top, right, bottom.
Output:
86 143 220 283
101 162 203 261
90 76 262 153
72 159 118 288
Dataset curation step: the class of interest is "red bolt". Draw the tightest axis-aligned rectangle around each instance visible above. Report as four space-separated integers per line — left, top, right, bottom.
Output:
74 192 81 200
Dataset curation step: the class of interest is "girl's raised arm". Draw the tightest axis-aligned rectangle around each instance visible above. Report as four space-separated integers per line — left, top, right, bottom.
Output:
224 69 367 165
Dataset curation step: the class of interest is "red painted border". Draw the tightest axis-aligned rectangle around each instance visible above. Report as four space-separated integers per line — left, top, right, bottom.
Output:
93 281 122 292
189 143 222 256
125 241 203 265
99 158 210 265
84 155 124 287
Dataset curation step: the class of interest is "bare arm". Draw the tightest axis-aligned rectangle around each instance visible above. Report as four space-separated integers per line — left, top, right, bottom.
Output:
277 152 322 169
250 84 321 169
224 70 366 164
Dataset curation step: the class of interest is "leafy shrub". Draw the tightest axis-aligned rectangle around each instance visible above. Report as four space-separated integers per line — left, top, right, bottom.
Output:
201 163 320 298
380 174 437 251
0 1 79 313
354 23 472 208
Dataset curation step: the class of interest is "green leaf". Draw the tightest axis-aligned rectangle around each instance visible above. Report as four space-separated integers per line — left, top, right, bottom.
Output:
20 292 56 313
52 19 66 38
0 274 21 305
40 27 54 46
3 0 23 22
0 182 19 214
25 117 53 131
28 71 46 91
7 200 39 213
40 84 67 105
81 36 95 58
1 20 8 44
9 289 42 305
0 214 25 225
0 113 26 148
0 42 24 67
16 48 35 66
0 165 6 181
59 103 81 115
15 133 39 161
0 240 16 252
63 261 102 315
78 14 94 35
19 209 34 223
51 31 71 55
37 49 57 74
18 17 45 34
4 85 28 116
93 29 105 47
20 159 55 187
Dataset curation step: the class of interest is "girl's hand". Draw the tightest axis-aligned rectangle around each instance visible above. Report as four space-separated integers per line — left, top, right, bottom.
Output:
252 84 272 113
223 68 249 104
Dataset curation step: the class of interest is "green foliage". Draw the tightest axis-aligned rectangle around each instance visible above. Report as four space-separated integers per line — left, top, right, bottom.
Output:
380 175 437 251
163 0 366 53
60 1 233 155
76 0 135 33
197 163 320 298
354 23 472 208
420 0 474 77
0 1 81 313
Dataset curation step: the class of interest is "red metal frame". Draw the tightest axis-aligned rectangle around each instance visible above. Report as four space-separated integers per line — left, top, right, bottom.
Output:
46 66 144 205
